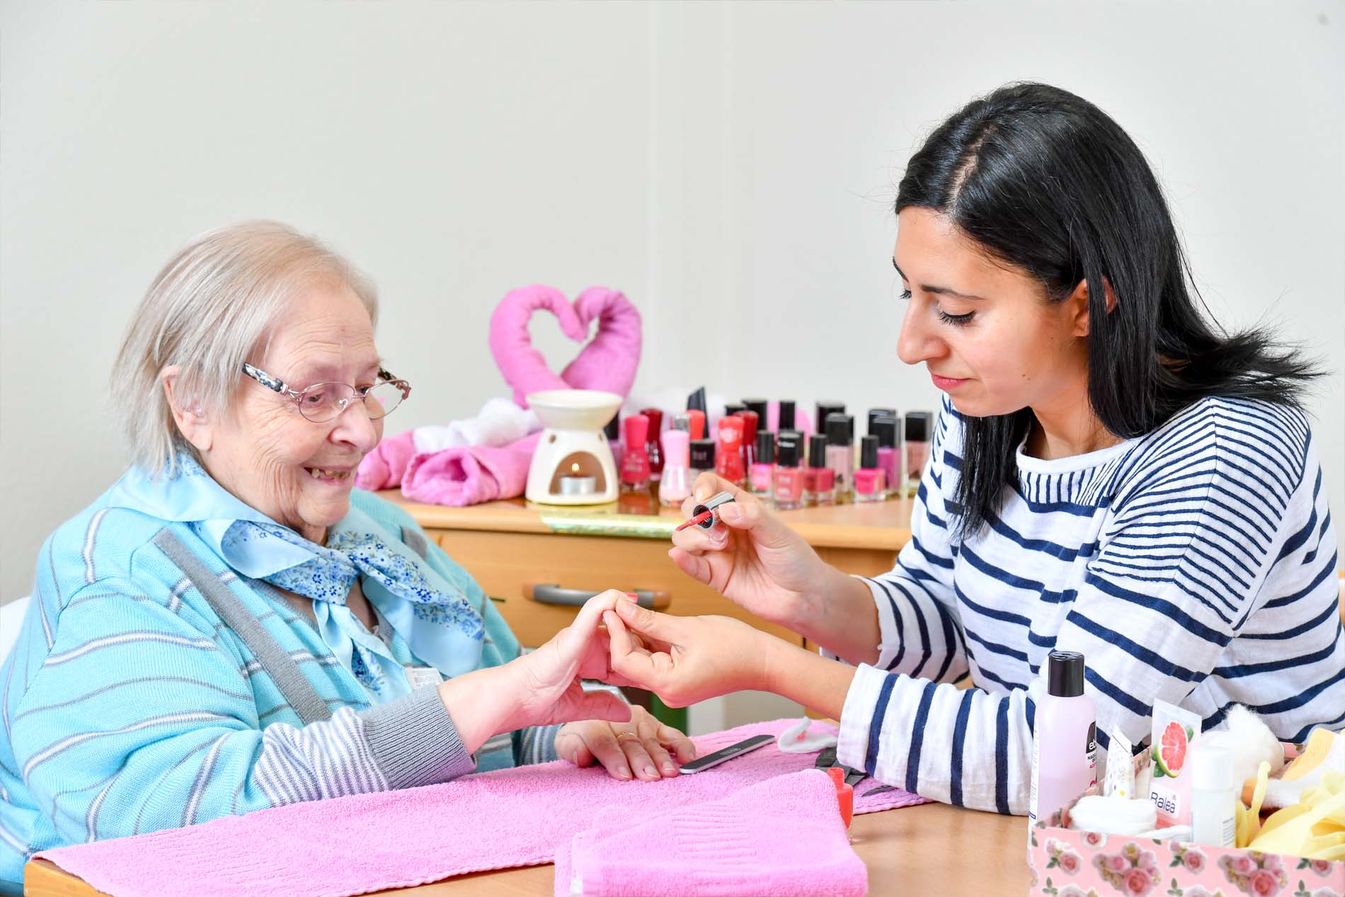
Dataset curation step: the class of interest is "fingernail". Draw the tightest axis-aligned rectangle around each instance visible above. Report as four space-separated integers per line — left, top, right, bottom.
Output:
616 765 631 780
641 765 656 778
624 592 639 602
719 505 741 523
662 762 678 775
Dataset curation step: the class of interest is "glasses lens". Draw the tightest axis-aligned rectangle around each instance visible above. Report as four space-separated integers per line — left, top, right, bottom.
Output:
296 383 350 423
364 381 406 419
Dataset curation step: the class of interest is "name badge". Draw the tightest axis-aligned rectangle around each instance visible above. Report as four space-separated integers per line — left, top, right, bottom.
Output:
406 665 444 690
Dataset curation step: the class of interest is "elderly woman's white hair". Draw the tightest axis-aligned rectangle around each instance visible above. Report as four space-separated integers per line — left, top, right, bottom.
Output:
112 221 379 475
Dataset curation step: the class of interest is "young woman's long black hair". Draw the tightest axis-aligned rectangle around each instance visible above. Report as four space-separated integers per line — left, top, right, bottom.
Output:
896 82 1320 538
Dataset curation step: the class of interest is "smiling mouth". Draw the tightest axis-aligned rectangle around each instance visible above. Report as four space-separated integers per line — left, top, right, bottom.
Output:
305 467 353 481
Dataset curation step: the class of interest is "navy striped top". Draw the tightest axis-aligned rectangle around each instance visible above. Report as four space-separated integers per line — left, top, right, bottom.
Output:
832 395 1344 814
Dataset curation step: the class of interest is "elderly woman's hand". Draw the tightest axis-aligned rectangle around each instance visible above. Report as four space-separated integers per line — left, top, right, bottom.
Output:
555 705 696 781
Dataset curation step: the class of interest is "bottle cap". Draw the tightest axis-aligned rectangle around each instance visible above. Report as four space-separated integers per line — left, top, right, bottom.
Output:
871 415 898 449
777 429 804 451
686 387 707 413
778 400 797 431
825 413 852 446
868 408 897 433
742 398 769 422
724 403 747 416
905 412 932 443
1192 746 1235 791
623 414 648 446
671 413 691 432
816 402 845 433
860 435 879 469
604 415 621 441
689 439 716 471
1046 650 1086 697
807 434 828 468
777 438 800 467
756 430 776 464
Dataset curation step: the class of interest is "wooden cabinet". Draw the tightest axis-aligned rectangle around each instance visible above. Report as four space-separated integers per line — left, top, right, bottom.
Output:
381 491 912 648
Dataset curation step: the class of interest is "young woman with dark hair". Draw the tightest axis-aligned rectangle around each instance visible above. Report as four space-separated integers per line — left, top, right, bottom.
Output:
603 82 1343 814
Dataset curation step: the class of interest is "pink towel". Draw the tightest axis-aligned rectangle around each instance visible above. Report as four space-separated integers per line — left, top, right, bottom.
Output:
398 432 539 507
36 720 924 897
489 285 642 407
355 429 418 491
555 769 867 897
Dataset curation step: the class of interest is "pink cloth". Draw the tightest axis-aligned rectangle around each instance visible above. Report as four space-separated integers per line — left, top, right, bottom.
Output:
356 430 418 491
555 769 868 897
37 720 924 897
489 285 642 407
399 432 539 506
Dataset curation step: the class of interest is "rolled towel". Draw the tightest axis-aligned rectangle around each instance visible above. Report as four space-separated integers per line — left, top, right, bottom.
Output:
401 432 540 507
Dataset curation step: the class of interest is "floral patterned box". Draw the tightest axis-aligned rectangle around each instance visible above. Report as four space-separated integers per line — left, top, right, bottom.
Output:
1028 811 1344 897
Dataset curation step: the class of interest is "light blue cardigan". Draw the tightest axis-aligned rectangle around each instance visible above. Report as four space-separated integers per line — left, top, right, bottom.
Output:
0 468 557 884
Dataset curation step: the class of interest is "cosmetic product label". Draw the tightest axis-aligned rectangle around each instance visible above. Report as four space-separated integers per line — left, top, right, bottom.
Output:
1105 726 1135 799
1149 700 1202 827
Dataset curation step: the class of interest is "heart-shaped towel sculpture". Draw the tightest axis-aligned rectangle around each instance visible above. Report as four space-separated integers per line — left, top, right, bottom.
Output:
356 285 641 505
489 284 642 407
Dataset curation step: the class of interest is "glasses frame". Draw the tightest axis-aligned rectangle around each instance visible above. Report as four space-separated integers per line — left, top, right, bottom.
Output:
241 362 412 423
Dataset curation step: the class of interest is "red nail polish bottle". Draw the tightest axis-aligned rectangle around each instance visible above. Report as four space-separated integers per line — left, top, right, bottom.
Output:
621 414 651 490
715 415 746 486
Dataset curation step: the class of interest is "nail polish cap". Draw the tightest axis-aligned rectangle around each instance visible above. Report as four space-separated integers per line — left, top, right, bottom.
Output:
860 435 880 470
867 408 897 433
1046 650 1086 698
671 413 690 432
777 438 800 467
871 415 898 449
687 387 707 413
777 429 804 454
905 411 932 443
604 415 621 441
815 402 845 433
623 414 648 447
689 439 716 471
724 403 747 416
662 428 690 465
807 434 828 469
778 400 797 431
742 398 769 422
755 430 776 464
825 413 852 446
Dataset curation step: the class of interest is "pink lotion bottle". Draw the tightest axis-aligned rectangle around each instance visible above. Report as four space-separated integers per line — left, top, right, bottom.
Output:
1028 650 1098 831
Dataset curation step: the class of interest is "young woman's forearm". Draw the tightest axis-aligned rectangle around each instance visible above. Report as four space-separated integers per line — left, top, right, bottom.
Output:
759 634 858 720
792 568 882 666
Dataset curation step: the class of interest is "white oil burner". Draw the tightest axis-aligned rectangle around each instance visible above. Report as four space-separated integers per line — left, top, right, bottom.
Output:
524 389 622 506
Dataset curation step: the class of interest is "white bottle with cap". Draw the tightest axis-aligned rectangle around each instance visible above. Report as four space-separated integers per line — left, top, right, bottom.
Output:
1190 746 1237 847
1029 650 1098 830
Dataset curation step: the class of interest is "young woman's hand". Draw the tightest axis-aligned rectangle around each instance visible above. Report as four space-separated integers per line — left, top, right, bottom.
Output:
670 474 852 637
603 600 773 708
555 705 696 781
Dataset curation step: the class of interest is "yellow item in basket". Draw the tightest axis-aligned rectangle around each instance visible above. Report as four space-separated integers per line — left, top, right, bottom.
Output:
1248 771 1345 860
1236 760 1272 848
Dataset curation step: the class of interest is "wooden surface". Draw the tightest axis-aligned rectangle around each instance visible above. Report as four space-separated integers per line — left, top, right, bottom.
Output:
27 801 1032 896
384 491 913 649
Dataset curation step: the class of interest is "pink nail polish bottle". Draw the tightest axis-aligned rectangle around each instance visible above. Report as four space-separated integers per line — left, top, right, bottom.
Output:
824 413 854 503
772 438 804 510
749 430 776 498
804 435 835 506
903 412 932 498
620 414 651 491
659 429 691 507
870 414 900 499
854 435 887 502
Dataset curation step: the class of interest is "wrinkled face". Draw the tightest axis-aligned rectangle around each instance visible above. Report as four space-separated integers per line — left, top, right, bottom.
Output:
202 279 382 543
893 207 1089 419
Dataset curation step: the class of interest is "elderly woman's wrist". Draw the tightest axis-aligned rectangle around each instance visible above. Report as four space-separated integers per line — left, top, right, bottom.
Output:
436 666 521 753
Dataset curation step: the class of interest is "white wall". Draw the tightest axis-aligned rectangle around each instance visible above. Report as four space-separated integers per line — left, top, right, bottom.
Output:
4 0 1342 615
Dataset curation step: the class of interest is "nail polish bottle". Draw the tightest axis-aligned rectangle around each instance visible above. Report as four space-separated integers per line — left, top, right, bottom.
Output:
749 430 776 498
742 398 769 428
904 412 932 498
738 409 760 474
686 409 706 441
854 435 887 502
641 408 664 483
825 413 854 502
689 439 716 486
659 428 691 508
777 399 797 433
804 434 835 506
870 414 899 499
773 437 804 510
815 402 845 434
867 408 897 433
715 415 746 485
620 414 651 491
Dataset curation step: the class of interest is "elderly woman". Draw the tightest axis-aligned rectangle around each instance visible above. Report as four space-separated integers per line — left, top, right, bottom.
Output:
0 222 693 883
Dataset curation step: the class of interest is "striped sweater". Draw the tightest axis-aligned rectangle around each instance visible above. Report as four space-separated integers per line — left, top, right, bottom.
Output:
833 395 1344 814
0 484 560 884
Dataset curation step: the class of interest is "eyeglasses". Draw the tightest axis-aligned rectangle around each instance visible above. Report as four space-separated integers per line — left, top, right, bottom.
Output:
241 362 412 423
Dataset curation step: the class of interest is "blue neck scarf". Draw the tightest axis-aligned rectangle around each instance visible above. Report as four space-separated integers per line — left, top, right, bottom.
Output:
110 455 484 702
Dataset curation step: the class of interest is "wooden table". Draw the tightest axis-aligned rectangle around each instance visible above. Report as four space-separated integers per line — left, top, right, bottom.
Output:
380 491 912 650
26 801 1033 896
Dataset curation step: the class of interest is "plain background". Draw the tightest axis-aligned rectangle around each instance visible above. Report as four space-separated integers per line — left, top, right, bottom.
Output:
3 2 1343 727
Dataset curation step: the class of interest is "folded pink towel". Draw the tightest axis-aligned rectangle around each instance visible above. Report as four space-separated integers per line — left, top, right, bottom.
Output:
36 720 924 897
489 284 642 407
355 429 418 491
555 769 867 897
399 431 540 506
